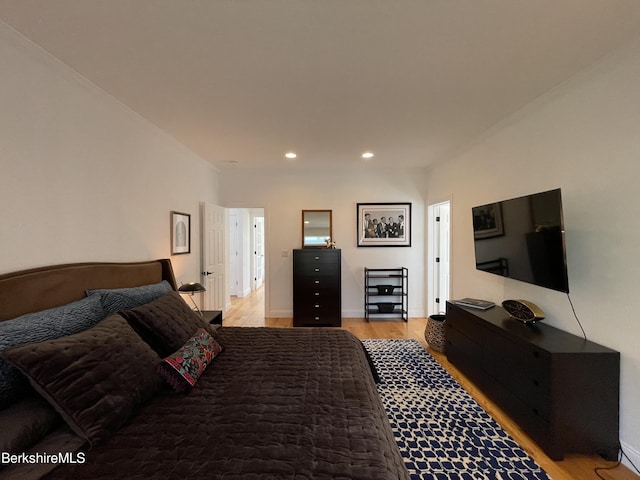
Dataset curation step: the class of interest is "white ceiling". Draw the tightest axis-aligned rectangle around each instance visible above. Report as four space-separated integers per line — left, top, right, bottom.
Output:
2 1 640 170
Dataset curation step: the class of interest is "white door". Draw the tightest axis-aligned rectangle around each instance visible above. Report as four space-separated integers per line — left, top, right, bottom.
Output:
202 203 227 311
253 216 265 289
228 211 240 296
428 201 451 315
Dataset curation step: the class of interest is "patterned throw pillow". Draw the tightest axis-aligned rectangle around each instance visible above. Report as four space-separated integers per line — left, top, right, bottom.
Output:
158 329 223 392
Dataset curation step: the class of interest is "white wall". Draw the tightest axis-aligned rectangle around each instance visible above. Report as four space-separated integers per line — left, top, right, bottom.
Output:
425 38 640 467
220 167 427 319
0 22 219 284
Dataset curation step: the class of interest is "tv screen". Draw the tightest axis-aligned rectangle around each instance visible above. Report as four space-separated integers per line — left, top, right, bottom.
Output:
472 188 569 293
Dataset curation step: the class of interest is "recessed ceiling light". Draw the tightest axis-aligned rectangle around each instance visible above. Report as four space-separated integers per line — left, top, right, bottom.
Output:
285 152 297 159
362 152 374 159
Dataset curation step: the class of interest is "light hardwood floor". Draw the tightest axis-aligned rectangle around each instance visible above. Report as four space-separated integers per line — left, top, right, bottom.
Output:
223 287 638 480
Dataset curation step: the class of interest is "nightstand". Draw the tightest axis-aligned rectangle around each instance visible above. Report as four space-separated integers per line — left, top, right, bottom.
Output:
201 310 223 326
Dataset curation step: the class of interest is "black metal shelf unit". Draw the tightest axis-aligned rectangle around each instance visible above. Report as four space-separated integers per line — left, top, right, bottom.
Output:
364 267 408 322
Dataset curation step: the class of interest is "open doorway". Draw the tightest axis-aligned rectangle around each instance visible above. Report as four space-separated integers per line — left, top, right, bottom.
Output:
427 200 451 316
228 207 265 302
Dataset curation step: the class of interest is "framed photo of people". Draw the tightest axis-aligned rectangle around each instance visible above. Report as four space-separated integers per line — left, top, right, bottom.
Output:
357 202 411 247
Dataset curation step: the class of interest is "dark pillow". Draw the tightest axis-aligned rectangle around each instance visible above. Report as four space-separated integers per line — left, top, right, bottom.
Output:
0 295 106 409
120 291 216 357
2 314 162 447
87 280 173 315
0 396 62 454
158 328 223 392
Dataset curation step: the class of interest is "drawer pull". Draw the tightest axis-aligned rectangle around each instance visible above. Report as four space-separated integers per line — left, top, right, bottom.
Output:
314 268 320 272
533 351 540 359
314 316 320 320
314 256 320 260
532 408 539 416
314 304 320 308
314 292 320 296
533 379 540 387
314 280 320 284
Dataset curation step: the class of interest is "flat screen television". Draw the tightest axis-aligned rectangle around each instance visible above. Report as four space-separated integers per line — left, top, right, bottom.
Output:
472 188 569 293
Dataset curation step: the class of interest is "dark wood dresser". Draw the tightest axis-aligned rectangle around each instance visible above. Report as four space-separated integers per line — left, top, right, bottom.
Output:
293 249 341 327
445 301 619 460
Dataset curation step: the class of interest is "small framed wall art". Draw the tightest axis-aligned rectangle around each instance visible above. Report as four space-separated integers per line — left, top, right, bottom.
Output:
357 202 411 247
171 211 191 255
472 202 504 239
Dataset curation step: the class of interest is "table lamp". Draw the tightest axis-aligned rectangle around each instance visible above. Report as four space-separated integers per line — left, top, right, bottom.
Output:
178 282 206 316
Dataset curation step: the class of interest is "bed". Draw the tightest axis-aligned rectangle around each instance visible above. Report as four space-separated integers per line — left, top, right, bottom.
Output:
0 259 409 479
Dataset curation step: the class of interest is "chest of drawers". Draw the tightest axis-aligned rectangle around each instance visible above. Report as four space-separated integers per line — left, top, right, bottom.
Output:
445 301 619 460
293 249 341 327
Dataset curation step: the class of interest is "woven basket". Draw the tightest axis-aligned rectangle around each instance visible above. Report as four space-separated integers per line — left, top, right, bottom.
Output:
425 314 446 353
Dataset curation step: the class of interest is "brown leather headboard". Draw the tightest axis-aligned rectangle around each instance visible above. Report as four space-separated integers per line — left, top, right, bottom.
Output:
0 259 177 321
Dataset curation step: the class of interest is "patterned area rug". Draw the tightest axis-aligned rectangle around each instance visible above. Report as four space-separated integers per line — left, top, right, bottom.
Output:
362 339 551 480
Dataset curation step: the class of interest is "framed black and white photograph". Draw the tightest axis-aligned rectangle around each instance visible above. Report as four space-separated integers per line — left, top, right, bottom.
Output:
472 202 504 239
171 211 191 255
357 203 411 247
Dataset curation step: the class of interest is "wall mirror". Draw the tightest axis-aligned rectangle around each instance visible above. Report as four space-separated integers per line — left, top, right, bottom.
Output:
302 210 332 248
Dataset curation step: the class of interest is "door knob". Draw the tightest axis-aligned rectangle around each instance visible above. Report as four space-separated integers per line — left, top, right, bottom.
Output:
202 271 214 276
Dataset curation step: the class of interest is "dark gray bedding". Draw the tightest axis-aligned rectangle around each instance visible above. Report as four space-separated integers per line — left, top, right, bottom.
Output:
43 327 409 480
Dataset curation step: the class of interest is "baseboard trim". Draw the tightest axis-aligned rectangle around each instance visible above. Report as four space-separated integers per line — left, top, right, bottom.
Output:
342 309 425 318
621 440 640 473
267 309 426 319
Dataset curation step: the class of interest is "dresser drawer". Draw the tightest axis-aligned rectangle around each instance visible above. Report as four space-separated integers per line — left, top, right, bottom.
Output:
295 302 340 317
295 286 339 301
293 303 340 326
483 372 552 455
294 250 341 265
294 274 341 291
483 328 550 373
483 332 551 419
445 327 482 387
446 306 481 338
294 262 340 278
